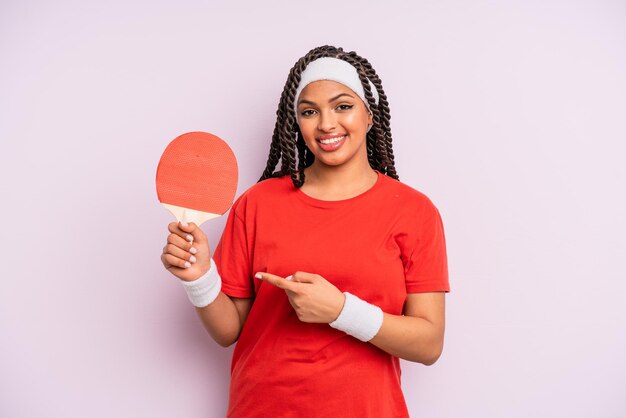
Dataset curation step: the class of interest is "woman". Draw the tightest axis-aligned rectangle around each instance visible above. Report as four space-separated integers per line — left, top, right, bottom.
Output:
161 45 450 417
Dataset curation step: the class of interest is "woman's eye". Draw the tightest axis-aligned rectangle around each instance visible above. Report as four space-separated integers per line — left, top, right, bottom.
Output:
301 109 316 117
337 104 353 111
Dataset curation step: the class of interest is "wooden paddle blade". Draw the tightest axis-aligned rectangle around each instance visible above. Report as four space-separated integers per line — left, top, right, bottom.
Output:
156 132 238 217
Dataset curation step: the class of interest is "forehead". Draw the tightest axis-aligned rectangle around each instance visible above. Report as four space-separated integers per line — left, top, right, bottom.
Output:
299 80 358 99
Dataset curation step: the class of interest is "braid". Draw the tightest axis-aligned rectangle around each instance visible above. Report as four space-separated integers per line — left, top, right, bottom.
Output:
259 107 285 181
259 45 399 187
343 52 398 180
375 83 398 179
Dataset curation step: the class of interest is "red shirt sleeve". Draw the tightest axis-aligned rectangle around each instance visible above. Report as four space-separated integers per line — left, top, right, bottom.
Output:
213 194 256 298
404 203 450 293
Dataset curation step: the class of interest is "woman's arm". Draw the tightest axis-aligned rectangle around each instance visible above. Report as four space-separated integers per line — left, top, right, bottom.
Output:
194 294 253 347
368 292 446 365
161 221 253 348
256 272 446 365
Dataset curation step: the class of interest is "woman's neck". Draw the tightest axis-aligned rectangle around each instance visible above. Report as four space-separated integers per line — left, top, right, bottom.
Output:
300 161 378 201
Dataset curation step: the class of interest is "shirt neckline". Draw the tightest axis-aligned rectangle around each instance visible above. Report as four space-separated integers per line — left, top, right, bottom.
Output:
293 170 383 207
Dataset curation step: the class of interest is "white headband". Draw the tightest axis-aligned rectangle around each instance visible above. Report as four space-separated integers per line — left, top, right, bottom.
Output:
293 57 380 115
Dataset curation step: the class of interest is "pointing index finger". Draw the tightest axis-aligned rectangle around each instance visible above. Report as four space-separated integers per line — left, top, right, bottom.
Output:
255 272 297 291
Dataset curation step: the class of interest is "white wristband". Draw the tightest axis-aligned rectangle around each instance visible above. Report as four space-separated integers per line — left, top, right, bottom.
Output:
329 292 384 342
179 258 222 308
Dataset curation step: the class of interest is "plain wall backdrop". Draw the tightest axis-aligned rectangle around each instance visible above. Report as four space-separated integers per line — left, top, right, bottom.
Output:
1 0 624 417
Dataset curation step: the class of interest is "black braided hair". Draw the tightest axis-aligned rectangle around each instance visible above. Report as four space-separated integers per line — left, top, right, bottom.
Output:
259 45 398 187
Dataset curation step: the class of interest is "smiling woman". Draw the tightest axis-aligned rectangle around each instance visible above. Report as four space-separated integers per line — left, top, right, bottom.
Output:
296 81 372 173
160 45 450 417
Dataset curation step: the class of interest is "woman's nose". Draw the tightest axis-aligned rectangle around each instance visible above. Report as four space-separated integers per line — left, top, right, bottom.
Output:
318 109 337 132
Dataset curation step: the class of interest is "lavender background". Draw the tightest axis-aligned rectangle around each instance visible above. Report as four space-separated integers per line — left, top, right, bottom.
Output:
1 1 625 417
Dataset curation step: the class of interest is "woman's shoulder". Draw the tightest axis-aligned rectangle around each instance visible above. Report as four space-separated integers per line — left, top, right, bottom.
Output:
377 173 439 214
241 174 292 199
230 174 292 212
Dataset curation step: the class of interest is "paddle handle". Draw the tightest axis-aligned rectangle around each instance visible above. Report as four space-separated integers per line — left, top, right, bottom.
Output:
161 203 220 227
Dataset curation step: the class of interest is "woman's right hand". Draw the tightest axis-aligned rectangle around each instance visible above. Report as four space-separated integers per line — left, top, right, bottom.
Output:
161 221 212 282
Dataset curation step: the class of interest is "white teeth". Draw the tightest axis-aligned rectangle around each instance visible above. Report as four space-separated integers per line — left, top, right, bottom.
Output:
319 135 346 145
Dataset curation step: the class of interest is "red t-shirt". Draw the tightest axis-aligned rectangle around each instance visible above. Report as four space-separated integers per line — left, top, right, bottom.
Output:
213 171 450 418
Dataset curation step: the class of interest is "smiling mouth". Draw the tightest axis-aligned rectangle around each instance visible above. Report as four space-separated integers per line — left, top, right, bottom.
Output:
316 134 348 152
318 135 347 145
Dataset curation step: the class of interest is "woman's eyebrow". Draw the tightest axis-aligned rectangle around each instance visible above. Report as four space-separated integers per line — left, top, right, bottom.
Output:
298 93 355 107
328 92 355 102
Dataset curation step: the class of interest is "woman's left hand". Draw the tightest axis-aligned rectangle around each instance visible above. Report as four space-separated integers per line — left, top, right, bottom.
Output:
255 271 345 323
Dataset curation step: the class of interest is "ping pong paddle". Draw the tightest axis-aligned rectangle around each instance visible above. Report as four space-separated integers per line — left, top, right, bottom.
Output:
156 131 238 226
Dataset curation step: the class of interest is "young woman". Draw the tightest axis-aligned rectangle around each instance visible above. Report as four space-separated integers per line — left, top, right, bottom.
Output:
161 45 450 417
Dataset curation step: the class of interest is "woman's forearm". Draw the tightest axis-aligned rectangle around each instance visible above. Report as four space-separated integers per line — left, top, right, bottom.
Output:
194 291 244 347
368 313 445 365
